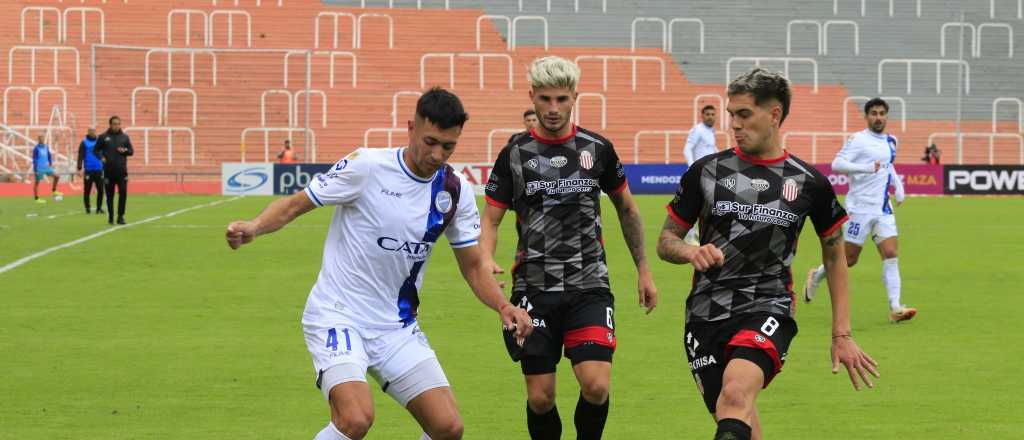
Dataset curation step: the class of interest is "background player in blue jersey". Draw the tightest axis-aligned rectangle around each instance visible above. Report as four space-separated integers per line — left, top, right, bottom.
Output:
657 68 878 440
32 135 61 203
76 127 104 214
225 88 533 440
804 98 917 323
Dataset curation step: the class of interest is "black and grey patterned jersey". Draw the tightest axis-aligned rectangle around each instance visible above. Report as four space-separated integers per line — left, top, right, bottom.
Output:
486 126 628 294
668 147 847 323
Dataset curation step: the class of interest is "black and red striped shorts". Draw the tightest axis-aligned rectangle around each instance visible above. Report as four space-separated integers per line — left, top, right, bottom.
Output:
503 289 616 375
684 313 798 413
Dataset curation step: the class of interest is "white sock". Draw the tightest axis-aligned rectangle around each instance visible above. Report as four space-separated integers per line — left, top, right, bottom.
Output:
314 422 352 440
882 258 902 310
419 434 432 440
811 264 827 285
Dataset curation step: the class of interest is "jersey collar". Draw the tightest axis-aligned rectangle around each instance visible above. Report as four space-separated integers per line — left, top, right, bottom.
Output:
530 125 577 145
396 147 436 183
734 146 788 165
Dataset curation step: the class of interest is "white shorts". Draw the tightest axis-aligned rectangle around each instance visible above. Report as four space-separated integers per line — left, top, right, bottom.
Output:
844 213 898 246
304 317 448 406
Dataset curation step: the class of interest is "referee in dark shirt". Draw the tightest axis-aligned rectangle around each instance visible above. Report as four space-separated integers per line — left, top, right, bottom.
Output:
96 116 133 225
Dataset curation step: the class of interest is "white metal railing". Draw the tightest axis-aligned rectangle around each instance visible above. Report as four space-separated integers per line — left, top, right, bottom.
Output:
8 46 81 85
511 16 549 50
209 10 252 48
788 20 859 55
33 87 68 127
420 53 514 90
212 0 283 6
940 22 976 57
282 50 358 88
125 126 197 165
667 18 705 53
260 89 294 127
631 17 666 52
240 127 316 162
692 93 726 130
356 13 394 49
726 57 818 92
131 86 163 125
842 96 907 132
2 86 35 124
488 128 521 162
315 12 357 49
978 23 1013 58
167 9 211 47
518 0 606 12
992 97 1023 133
144 48 218 86
573 92 607 129
990 0 1023 19
928 132 1024 165
781 131 854 163
294 89 328 128
21 7 62 43
391 91 422 126
362 127 407 148
632 129 732 164
62 7 105 44
877 58 970 95
385 0 450 9
164 88 198 126
833 0 893 16
574 55 666 92
476 15 512 51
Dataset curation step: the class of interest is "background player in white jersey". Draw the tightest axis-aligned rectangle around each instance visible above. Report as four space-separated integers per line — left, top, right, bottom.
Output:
804 98 917 323
225 88 533 440
682 105 719 244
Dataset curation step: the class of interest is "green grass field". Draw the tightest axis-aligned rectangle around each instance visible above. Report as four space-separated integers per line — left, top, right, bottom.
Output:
2 194 1022 439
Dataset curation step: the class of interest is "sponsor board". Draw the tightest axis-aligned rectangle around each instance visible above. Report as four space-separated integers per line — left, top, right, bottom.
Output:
274 164 332 195
816 164 944 196
222 163 273 195
944 165 1024 195
622 164 689 194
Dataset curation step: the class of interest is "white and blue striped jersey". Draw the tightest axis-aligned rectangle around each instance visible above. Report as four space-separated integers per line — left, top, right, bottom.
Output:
301 147 480 335
832 129 905 215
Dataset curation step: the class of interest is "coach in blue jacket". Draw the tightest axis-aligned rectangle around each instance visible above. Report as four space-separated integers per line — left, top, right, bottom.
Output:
77 127 104 214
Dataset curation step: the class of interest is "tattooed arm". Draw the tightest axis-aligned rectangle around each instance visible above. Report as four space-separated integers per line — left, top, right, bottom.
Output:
820 227 881 390
608 187 658 313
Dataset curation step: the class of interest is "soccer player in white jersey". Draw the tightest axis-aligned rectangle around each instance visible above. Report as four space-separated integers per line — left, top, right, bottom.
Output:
682 105 719 244
804 98 917 323
225 88 533 440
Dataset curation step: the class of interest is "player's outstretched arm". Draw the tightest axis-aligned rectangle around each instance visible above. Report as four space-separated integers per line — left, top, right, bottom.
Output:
820 228 880 390
225 191 316 250
656 218 724 271
453 244 533 340
479 203 508 284
608 187 658 313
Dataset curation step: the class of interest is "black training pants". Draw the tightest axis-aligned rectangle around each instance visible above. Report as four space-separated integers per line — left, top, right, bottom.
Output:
104 174 127 220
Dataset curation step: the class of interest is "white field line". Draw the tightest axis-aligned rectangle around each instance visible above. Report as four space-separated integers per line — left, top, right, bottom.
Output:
0 197 240 275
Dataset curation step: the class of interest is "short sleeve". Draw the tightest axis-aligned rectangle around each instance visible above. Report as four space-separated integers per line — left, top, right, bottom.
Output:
305 149 370 207
666 162 704 230
599 143 628 194
809 172 848 237
484 147 513 209
445 178 481 248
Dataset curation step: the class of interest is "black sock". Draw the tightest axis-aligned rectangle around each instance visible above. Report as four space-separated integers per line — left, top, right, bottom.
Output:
714 418 751 440
527 402 561 440
574 393 609 440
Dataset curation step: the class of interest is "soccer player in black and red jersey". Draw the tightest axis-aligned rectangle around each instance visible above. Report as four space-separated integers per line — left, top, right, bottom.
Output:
481 56 658 440
657 68 879 440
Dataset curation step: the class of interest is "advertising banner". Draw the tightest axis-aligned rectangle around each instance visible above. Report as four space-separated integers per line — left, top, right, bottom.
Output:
622 164 688 194
221 163 273 195
944 165 1024 195
816 164 944 196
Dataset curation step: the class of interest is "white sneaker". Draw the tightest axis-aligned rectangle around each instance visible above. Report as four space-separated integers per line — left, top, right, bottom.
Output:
803 268 820 303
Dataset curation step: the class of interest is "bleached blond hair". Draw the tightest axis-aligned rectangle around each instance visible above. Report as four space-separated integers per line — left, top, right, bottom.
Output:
527 56 581 91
